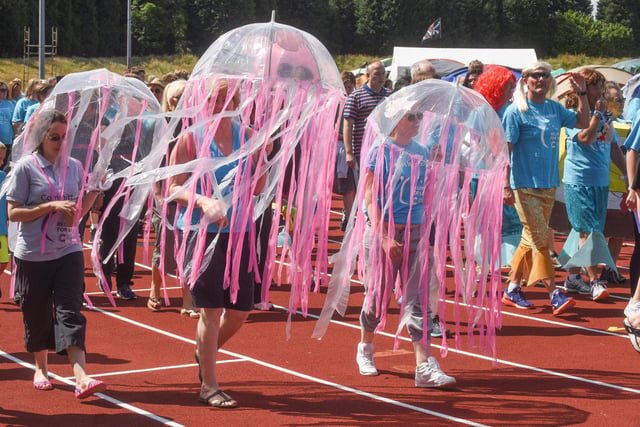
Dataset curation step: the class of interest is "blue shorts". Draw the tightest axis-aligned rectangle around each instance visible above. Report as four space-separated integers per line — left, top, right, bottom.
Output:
564 184 608 234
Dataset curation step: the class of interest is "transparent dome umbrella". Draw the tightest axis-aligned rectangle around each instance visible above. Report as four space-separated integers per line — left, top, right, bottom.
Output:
3 68 163 306
313 79 509 359
122 17 345 326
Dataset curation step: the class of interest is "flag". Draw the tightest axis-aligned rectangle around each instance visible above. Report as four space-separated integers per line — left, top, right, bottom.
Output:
422 17 441 42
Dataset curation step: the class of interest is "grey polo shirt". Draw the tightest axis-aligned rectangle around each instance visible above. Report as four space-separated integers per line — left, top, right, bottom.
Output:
7 153 84 261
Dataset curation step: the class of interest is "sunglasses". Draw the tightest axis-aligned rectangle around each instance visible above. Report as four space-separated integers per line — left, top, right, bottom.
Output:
406 112 423 122
151 88 163 94
529 72 550 80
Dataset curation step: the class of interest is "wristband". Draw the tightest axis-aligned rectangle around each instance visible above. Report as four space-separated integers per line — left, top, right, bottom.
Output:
578 91 587 97
593 110 605 121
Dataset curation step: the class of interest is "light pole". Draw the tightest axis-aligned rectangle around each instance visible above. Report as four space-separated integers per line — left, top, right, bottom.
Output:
39 0 45 79
127 0 132 71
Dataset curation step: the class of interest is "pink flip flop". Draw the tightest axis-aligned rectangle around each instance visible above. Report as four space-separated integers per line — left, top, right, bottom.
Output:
34 380 53 391
75 379 107 399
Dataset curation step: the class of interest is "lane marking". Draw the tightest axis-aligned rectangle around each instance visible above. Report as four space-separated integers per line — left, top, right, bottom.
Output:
87 306 487 426
286 305 640 396
0 350 185 427
58 359 244 380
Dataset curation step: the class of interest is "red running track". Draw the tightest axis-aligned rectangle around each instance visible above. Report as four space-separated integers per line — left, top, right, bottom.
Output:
1 201 639 426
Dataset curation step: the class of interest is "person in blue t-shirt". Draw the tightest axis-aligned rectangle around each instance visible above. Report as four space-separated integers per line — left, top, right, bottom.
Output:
356 110 456 388
623 108 640 295
168 78 267 408
560 68 623 302
501 61 590 315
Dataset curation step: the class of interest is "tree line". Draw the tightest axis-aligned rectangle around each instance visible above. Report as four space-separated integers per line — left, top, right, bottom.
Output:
0 0 638 59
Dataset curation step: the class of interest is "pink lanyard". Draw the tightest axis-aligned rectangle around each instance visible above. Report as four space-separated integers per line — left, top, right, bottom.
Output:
31 153 61 253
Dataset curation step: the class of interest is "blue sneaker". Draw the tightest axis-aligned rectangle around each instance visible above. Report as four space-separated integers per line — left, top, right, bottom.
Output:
116 283 137 300
502 286 535 309
550 289 575 315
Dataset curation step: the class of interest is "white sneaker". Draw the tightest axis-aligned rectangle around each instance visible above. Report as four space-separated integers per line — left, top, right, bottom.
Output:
590 279 609 301
415 357 456 388
562 275 591 294
356 342 378 376
625 300 640 318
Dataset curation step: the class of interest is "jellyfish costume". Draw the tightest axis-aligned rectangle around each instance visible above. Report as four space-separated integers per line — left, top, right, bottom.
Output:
312 80 509 359
2 69 163 306
121 20 344 325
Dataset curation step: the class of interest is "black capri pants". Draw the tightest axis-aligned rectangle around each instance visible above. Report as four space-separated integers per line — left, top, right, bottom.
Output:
15 251 87 354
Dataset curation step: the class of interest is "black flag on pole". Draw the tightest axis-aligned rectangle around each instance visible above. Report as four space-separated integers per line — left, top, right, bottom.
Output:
422 17 441 42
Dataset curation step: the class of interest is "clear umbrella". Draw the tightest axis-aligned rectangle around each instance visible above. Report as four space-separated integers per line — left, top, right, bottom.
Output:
3 68 163 306
313 79 508 360
123 17 345 325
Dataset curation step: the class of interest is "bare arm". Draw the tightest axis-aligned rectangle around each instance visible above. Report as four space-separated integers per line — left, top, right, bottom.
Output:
503 142 515 206
626 149 638 211
8 199 75 223
168 133 229 227
569 73 590 129
343 118 355 168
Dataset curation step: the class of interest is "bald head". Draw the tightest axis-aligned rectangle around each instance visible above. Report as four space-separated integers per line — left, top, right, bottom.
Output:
411 60 436 79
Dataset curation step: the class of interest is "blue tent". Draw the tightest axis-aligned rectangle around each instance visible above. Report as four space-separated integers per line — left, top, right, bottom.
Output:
440 65 523 83
612 58 640 76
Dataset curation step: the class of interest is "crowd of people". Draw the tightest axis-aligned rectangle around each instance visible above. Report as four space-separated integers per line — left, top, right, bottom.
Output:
2 55 640 408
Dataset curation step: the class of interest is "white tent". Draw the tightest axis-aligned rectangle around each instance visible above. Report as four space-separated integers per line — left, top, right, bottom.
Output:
388 47 538 82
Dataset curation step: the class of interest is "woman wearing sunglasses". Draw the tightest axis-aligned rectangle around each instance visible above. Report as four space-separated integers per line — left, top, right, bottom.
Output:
356 109 456 388
501 61 590 315
5 110 106 398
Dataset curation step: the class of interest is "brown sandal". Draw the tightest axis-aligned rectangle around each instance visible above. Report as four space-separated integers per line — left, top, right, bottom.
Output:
147 297 162 311
198 389 237 408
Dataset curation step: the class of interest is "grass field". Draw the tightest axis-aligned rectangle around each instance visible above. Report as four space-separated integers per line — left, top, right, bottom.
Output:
0 53 633 85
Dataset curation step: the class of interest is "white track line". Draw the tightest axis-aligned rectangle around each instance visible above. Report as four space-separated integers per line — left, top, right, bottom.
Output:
0 350 185 427
283 305 640 395
87 306 488 427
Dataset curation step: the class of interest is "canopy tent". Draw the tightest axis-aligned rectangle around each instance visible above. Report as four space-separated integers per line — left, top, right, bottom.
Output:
553 65 634 100
612 58 640 76
388 47 537 82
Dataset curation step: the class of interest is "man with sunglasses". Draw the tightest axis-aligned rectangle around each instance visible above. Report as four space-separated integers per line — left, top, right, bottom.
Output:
501 62 590 315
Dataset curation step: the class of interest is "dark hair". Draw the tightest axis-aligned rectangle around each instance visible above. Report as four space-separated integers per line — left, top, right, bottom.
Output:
35 110 67 155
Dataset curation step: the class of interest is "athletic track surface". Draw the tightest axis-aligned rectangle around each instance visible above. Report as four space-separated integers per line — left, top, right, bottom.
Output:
1 198 639 426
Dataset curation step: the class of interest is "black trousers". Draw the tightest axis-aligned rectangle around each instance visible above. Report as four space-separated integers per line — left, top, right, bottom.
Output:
16 252 86 354
98 180 140 288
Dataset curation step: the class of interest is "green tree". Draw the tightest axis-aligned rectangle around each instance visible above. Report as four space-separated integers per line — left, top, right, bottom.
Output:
184 0 256 54
548 0 592 14
71 0 99 56
0 0 30 56
502 0 552 55
354 0 400 54
274 0 337 52
597 0 640 53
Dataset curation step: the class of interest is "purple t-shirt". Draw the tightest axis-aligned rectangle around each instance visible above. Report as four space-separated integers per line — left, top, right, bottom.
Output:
6 153 84 261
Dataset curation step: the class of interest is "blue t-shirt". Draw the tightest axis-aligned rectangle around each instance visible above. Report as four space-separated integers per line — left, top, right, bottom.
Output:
365 138 430 225
503 99 578 189
624 109 640 152
628 98 640 124
23 101 41 124
0 100 15 145
563 118 616 187
178 121 249 233
11 98 38 124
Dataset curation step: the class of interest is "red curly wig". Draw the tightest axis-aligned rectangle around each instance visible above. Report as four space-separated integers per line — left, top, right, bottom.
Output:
473 66 516 112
